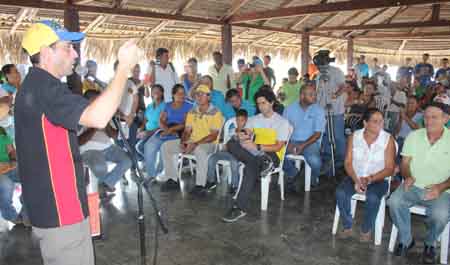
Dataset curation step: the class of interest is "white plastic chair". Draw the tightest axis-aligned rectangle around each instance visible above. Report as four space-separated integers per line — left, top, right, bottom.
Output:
388 205 450 264
285 154 312 192
332 188 388 245
215 118 237 185
235 125 293 211
177 119 227 181
332 139 398 245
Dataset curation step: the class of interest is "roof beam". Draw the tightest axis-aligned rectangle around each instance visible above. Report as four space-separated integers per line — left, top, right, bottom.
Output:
311 12 339 29
249 32 278 46
222 0 252 21
229 0 450 23
343 7 389 37
259 0 296 26
356 31 450 40
312 19 450 32
235 23 347 40
10 8 28 35
287 15 311 30
0 0 223 25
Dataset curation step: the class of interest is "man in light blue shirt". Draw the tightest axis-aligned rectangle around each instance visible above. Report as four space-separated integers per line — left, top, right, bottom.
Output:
283 83 326 190
222 89 256 120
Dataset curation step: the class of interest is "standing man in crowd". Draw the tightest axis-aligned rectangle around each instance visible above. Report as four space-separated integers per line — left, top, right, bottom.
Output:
15 20 139 265
435 58 450 83
279 67 302 107
388 101 450 264
370 57 381 77
354 55 369 87
152 47 179 103
315 50 347 174
208 51 234 94
397 57 414 85
415 53 434 87
263 55 276 89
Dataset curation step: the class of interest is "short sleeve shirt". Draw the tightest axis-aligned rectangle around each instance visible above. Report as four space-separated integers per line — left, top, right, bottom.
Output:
185 104 224 143
144 102 166 131
316 66 346 114
14 67 90 228
164 101 193 125
401 128 450 190
246 112 290 159
208 64 234 94
281 81 302 106
241 73 265 105
119 79 138 116
283 103 325 142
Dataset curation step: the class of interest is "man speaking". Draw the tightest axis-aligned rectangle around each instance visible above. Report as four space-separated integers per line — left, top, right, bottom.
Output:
14 20 139 265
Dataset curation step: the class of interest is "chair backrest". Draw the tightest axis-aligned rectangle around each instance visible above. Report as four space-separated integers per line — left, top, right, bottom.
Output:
277 124 294 169
223 117 237 144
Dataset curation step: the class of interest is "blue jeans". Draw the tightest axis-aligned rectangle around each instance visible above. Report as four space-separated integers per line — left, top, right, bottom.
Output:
206 151 240 188
143 134 175 179
322 114 346 168
0 169 20 221
82 145 132 189
387 184 450 246
336 177 388 233
283 141 322 185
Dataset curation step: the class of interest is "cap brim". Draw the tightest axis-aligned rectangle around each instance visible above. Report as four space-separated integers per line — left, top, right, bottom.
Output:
57 31 85 43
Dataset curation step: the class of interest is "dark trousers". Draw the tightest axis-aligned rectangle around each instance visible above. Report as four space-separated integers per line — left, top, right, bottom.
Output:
226 138 279 211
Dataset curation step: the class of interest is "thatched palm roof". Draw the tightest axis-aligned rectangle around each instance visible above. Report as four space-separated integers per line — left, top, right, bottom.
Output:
1 0 450 65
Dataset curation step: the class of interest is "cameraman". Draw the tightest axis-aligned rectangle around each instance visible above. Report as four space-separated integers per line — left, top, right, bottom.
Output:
315 50 347 172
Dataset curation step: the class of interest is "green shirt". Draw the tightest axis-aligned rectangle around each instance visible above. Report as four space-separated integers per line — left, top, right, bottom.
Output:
402 128 450 189
241 73 264 105
0 134 12 163
281 81 302 106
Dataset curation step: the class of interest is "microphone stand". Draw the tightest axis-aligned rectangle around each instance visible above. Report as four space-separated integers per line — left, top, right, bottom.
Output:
111 116 168 265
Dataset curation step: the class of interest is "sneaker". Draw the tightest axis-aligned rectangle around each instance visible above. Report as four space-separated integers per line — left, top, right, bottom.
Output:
259 154 274 176
189 185 206 197
160 179 180 192
99 183 116 193
222 206 247 223
394 239 415 257
205 182 217 191
422 244 436 264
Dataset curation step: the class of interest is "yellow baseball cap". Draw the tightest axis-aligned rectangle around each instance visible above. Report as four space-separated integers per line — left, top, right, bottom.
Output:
196 84 211 94
22 20 85 56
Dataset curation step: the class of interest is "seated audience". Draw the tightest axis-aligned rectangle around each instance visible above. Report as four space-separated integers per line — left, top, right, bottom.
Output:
387 101 450 264
336 108 396 241
394 96 422 151
79 90 132 197
222 89 256 120
283 83 325 191
222 89 290 223
0 126 27 225
142 84 192 183
205 109 250 193
197 75 228 116
160 85 223 194
135 84 165 159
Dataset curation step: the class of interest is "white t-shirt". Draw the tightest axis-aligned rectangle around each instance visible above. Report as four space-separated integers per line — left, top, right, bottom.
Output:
246 112 290 141
119 79 138 116
316 66 346 115
208 64 235 94
152 64 179 103
79 129 113 154
388 90 407 113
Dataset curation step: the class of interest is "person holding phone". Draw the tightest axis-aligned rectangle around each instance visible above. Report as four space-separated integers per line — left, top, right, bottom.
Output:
335 108 396 242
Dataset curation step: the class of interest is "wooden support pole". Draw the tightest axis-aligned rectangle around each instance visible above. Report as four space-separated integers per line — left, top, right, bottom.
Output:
301 32 310 76
64 1 82 95
347 37 353 72
222 23 233 65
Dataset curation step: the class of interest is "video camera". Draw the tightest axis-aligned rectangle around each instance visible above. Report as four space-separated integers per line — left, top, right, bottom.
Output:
313 50 335 67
